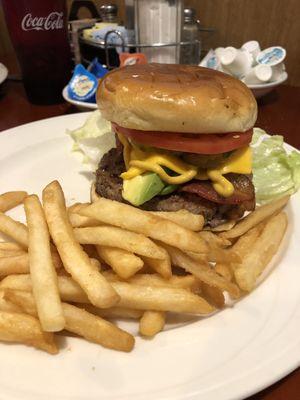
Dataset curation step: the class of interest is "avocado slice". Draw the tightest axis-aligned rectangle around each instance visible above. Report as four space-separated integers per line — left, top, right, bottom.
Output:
122 172 165 206
160 184 178 196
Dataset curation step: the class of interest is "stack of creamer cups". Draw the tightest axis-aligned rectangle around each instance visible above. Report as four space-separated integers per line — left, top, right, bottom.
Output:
200 41 286 85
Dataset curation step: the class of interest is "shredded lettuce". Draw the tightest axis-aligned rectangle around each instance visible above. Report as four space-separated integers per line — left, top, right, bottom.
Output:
66 110 115 168
251 128 300 203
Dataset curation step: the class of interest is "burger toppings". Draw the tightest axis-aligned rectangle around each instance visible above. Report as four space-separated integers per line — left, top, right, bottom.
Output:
95 147 255 227
112 123 253 154
115 128 252 201
181 174 255 205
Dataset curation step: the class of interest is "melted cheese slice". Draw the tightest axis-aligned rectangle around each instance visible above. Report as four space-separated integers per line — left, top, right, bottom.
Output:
198 146 252 197
118 133 252 197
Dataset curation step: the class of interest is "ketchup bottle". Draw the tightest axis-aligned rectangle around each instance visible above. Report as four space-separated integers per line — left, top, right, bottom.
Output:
2 0 72 105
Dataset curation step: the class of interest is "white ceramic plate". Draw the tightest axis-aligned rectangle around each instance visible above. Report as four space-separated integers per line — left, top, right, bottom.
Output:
0 63 8 85
0 113 300 400
62 86 97 111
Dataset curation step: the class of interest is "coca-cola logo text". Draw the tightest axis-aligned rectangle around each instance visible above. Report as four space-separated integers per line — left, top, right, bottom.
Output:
21 12 64 31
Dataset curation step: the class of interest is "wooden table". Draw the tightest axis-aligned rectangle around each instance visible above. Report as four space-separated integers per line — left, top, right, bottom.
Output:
1 80 300 399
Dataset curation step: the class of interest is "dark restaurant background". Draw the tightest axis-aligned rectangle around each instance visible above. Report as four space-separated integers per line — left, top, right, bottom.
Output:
0 0 299 86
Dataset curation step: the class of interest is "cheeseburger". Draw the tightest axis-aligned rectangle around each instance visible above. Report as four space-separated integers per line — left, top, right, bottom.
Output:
94 63 257 227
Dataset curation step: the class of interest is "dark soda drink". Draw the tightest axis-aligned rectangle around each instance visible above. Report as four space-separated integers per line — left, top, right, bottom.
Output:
2 0 72 105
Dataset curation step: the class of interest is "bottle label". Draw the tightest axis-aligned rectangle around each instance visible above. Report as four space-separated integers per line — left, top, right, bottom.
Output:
21 12 64 31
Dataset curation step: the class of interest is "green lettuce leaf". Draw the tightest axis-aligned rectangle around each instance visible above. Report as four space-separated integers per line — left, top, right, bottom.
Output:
66 110 115 167
251 128 300 203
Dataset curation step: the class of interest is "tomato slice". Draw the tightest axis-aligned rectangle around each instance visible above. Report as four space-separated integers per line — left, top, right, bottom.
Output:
112 123 253 155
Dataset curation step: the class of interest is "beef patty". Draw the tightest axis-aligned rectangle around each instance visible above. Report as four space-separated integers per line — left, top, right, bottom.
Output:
95 147 255 226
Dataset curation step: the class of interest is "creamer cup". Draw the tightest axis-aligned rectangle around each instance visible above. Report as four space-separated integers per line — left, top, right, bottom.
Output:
270 63 286 82
220 47 252 78
67 64 98 103
241 41 260 66
214 47 225 60
243 64 272 84
256 46 286 66
199 49 220 70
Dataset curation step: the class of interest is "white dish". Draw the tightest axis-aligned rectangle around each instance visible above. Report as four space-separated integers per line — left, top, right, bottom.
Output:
0 112 300 400
62 86 97 111
248 72 288 99
0 63 8 85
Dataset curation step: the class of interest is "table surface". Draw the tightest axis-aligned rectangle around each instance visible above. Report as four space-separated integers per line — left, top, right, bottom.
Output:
1 80 300 399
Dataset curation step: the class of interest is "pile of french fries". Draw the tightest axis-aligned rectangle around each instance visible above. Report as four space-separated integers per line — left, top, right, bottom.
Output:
0 182 289 354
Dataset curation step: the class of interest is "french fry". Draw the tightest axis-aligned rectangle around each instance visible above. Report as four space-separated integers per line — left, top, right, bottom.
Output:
191 231 241 264
5 290 134 352
82 304 143 319
165 245 240 299
0 274 89 303
215 263 233 281
0 254 31 277
0 191 27 213
74 226 165 259
234 212 288 292
79 198 209 254
24 195 65 332
0 248 26 257
142 245 172 279
103 271 201 292
0 242 25 251
229 221 266 264
90 257 101 271
0 242 27 258
139 311 166 337
68 213 100 228
205 220 236 232
0 289 23 312
0 310 58 354
150 210 204 231
187 246 241 264
63 303 135 352
221 195 290 239
42 181 119 308
0 213 28 248
67 203 90 213
0 251 62 278
96 246 143 279
4 289 37 316
1 274 215 314
201 283 225 309
199 231 231 248
113 281 214 314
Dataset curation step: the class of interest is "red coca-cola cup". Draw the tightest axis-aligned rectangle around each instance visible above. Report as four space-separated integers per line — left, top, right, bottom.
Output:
2 0 72 105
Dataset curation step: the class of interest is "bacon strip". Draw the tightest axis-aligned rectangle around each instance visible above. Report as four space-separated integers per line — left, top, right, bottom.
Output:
181 174 255 205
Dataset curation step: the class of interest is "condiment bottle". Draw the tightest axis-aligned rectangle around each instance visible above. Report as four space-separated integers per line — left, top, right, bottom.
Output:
180 8 201 65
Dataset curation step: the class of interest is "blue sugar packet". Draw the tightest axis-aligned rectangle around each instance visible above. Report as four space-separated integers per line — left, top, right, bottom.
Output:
68 64 98 103
88 58 108 79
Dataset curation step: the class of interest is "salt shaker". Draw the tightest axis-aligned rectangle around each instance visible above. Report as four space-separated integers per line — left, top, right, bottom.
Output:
180 8 201 65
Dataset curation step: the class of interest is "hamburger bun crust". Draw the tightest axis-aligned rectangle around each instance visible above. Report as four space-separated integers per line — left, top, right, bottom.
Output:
97 63 257 134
